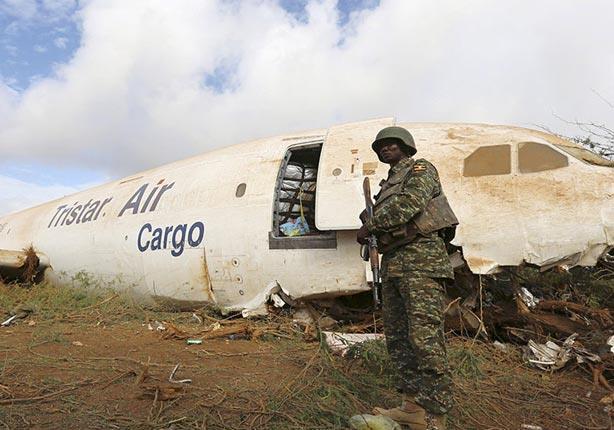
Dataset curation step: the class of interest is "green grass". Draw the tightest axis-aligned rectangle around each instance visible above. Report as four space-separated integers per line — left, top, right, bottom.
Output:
0 280 148 321
448 345 484 379
346 338 396 379
32 327 68 345
0 275 608 429
258 336 399 429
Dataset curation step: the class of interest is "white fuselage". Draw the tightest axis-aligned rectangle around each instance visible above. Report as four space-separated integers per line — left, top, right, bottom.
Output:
1 118 612 313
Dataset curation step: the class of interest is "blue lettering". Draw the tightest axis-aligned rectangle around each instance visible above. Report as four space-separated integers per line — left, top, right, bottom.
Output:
136 221 204 257
137 223 152 252
172 224 187 257
188 222 205 247
119 184 147 217
151 228 163 250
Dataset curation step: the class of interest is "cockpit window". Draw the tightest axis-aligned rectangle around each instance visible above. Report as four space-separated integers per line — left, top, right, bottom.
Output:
463 144 511 177
518 142 568 173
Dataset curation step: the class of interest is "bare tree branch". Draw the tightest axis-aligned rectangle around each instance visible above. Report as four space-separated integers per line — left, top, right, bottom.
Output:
540 92 614 160
591 88 614 109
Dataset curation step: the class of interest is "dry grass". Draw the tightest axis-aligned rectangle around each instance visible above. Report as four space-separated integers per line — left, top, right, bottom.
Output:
0 283 611 429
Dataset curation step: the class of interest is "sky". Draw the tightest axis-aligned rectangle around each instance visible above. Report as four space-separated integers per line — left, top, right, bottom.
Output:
0 0 613 216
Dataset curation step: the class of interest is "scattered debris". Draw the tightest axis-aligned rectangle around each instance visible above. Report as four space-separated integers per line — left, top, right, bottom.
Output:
270 291 288 308
0 278 611 429
535 300 613 327
2 304 36 326
323 331 385 356
71 341 84 347
202 323 249 340
609 335 614 353
191 313 202 324
138 381 184 401
147 321 166 331
519 287 540 308
168 364 191 384
240 282 294 317
525 333 602 371
161 323 188 340
348 414 401 430
136 363 185 401
186 339 202 345
521 425 543 430
1 315 17 327
208 322 222 331
292 307 315 326
493 341 508 352
444 297 487 337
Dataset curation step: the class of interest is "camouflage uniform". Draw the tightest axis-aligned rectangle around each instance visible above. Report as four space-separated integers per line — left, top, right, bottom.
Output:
365 156 454 415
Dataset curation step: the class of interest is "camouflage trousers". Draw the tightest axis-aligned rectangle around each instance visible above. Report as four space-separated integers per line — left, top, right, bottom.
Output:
382 275 453 415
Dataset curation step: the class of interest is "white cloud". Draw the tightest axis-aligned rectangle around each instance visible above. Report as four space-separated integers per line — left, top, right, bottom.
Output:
33 44 47 53
0 0 38 20
3 44 18 56
0 174 81 216
1 0 77 31
41 0 76 15
53 36 68 48
0 0 613 213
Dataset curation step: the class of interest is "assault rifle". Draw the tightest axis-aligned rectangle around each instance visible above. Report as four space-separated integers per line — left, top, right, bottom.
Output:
361 177 381 308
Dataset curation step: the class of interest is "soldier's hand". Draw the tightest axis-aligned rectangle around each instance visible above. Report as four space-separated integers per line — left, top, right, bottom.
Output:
359 209 368 224
356 225 369 245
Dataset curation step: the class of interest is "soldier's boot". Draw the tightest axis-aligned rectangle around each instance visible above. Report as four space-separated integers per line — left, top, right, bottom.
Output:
373 398 427 430
425 413 447 430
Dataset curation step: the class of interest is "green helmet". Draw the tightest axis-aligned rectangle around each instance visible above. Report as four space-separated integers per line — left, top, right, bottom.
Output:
371 126 416 161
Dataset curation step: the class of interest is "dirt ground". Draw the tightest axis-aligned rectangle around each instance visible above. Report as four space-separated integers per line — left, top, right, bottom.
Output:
0 284 612 430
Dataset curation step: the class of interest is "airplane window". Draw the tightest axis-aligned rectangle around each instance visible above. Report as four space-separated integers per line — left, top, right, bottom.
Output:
463 145 511 177
235 183 247 198
518 142 568 173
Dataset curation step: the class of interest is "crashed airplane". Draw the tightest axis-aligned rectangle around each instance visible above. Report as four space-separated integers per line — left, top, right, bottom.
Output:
0 118 612 314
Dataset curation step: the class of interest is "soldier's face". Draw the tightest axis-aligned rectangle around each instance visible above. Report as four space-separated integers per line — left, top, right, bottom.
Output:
379 142 406 164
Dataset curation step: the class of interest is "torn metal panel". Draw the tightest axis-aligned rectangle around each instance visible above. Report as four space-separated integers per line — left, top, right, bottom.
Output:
525 333 602 371
0 248 49 280
0 249 34 269
323 331 385 356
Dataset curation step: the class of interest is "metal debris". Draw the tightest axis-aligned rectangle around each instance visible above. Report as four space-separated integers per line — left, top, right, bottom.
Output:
519 287 540 308
147 320 166 331
2 304 35 326
1 315 17 327
323 331 385 356
525 333 602 371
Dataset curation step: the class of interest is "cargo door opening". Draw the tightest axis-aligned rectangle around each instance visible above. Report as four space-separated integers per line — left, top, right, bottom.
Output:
269 143 337 249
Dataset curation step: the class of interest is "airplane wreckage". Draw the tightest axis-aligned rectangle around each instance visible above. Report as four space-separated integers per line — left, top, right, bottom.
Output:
0 118 612 315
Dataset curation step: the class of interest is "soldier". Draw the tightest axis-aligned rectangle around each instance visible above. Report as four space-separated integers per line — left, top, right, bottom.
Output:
357 126 457 430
